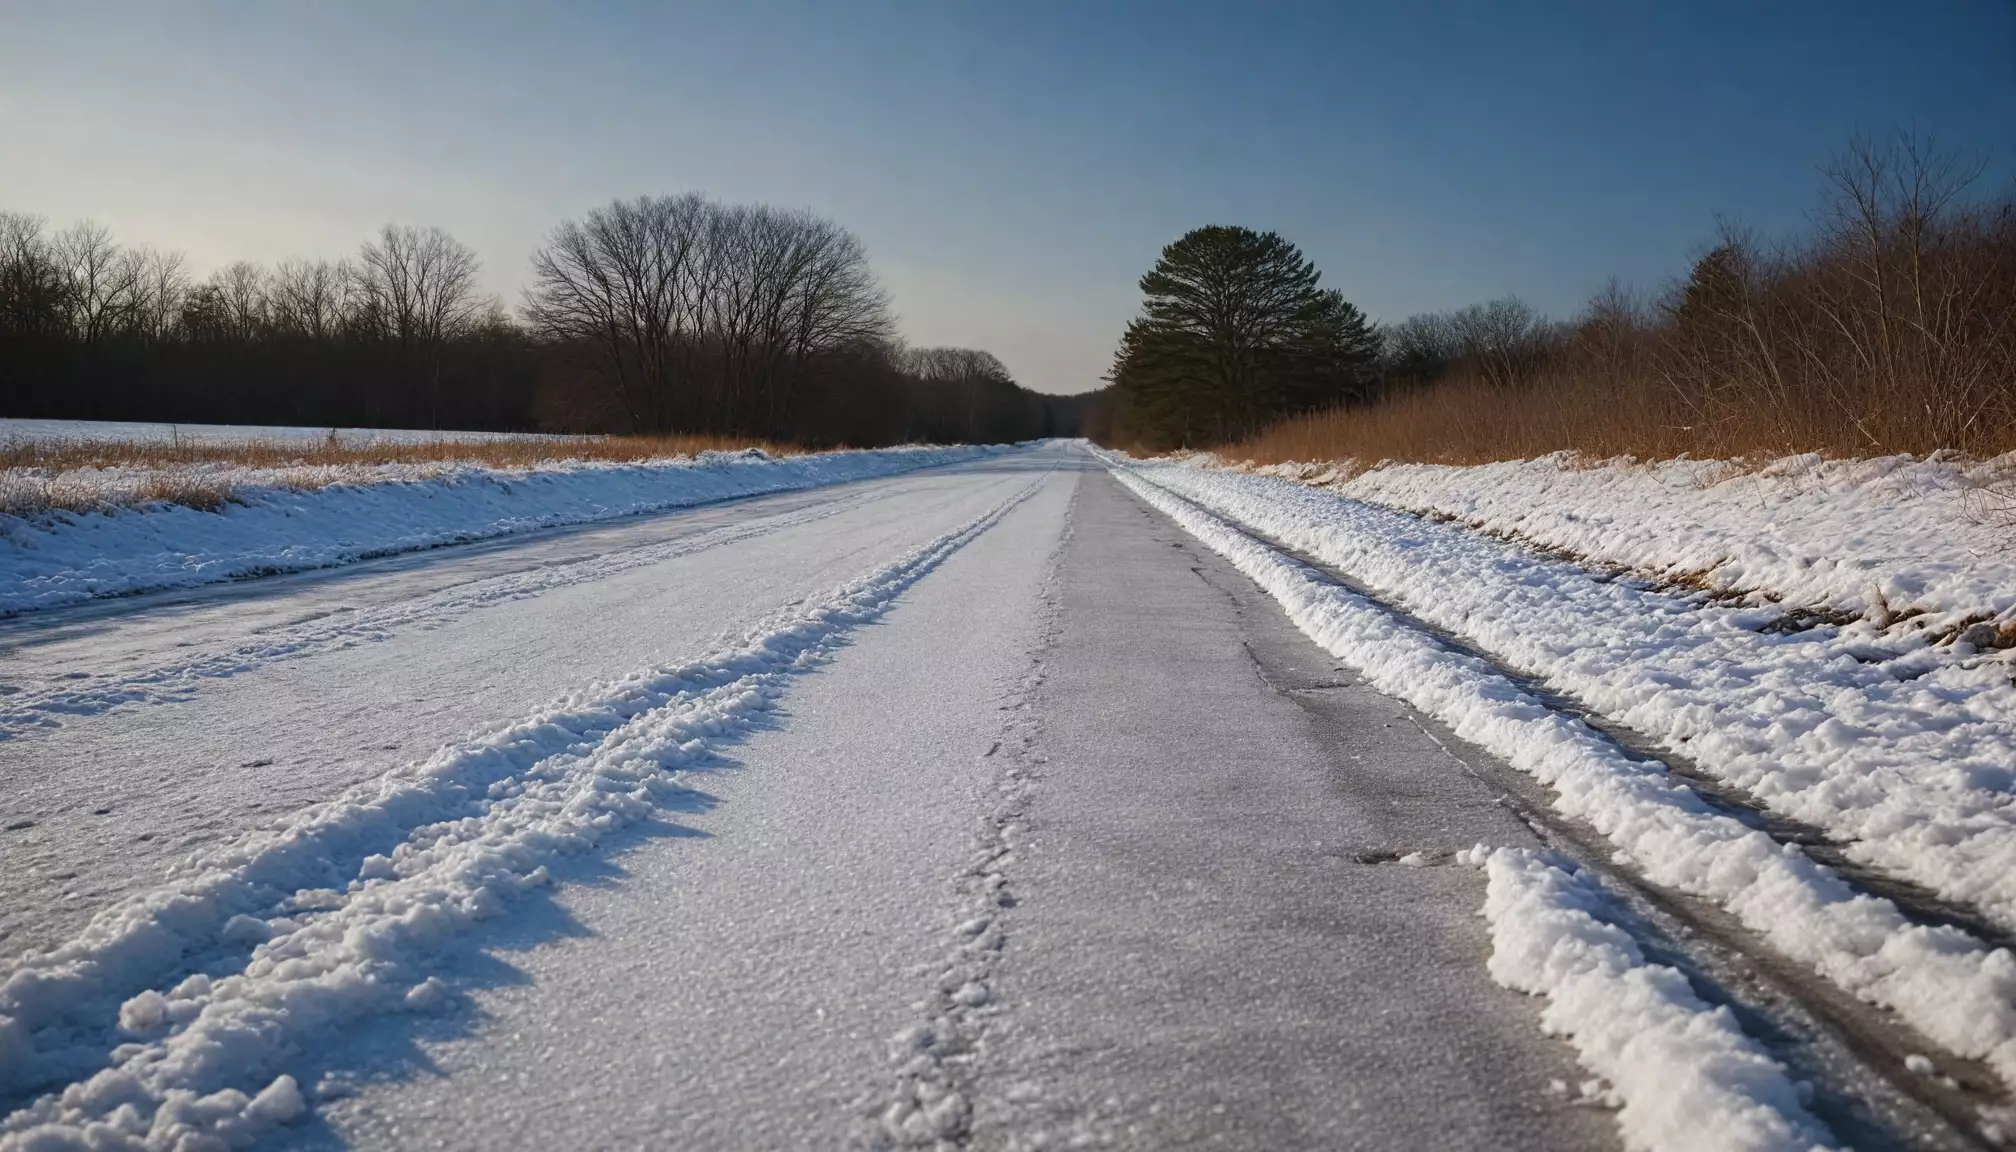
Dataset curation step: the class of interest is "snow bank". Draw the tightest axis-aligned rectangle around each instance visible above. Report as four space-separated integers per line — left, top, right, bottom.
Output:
1126 460 2016 944
0 476 1039 1149
1264 451 2016 634
0 417 559 445
1107 463 2016 1106
0 445 998 615
1481 848 1832 1152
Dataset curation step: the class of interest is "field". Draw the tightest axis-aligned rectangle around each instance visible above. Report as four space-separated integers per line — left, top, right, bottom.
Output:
0 419 792 518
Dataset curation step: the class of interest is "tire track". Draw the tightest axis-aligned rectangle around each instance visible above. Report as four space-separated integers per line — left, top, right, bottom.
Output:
1194 501 2011 1151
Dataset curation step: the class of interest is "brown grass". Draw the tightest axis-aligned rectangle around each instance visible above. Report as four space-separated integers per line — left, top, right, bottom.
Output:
0 433 795 519
1232 327 2016 470
0 433 793 474
1231 371 1693 468
1229 136 2016 470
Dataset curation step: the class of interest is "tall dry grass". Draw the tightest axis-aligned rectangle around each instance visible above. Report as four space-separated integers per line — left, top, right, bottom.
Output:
0 433 795 518
1235 372 1693 469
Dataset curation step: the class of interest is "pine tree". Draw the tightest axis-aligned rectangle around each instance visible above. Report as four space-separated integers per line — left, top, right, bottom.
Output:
1108 225 1380 447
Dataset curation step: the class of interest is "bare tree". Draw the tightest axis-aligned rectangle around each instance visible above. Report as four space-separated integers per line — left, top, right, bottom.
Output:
728 205 892 430
0 212 68 340
1571 278 1647 388
1446 296 1554 388
526 195 891 436
55 221 144 344
270 258 354 341
356 224 485 426
525 194 706 432
1808 133 2013 447
905 347 1016 439
3 199 1043 444
129 247 190 342
1383 312 1457 386
210 261 272 341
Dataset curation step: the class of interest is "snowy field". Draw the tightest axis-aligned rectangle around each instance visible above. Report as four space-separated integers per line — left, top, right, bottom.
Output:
0 444 998 615
3 440 2010 1151
0 419 562 445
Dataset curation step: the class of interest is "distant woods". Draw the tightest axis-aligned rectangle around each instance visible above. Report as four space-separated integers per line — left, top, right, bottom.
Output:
1099 135 2016 462
1 198 1074 446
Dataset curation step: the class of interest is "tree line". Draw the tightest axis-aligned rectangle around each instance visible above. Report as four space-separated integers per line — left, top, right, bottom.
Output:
0 198 1077 446
1093 135 2016 459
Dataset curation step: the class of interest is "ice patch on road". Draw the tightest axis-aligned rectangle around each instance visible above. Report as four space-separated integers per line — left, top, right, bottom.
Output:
0 477 1041 1150
1482 847 1834 1152
0 444 1000 616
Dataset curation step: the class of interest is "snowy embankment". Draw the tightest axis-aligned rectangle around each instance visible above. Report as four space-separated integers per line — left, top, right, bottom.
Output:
1135 460 2016 941
0 477 1041 1150
1261 451 2016 635
0 417 563 445
0 445 997 615
1105 454 2016 1150
1107 465 1839 1151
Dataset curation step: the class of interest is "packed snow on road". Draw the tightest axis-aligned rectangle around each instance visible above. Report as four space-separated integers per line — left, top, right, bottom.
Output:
4 436 2015 1150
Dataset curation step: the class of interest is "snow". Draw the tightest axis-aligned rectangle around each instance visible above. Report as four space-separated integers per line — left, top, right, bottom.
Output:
1257 451 2016 636
1129 459 2016 944
0 444 999 615
0 473 1044 1150
1105 461 2016 1107
0 418 561 445
0 459 1052 984
1480 847 1833 1152
13 434 1995 1148
971 473 1620 1150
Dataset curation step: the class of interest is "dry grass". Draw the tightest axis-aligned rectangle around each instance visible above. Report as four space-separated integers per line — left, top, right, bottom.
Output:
1226 137 2016 472
1231 348 2016 471
0 432 792 474
1230 372 1692 469
0 433 795 519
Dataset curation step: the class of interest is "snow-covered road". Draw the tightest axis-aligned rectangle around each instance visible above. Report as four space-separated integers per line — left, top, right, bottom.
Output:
0 442 1999 1150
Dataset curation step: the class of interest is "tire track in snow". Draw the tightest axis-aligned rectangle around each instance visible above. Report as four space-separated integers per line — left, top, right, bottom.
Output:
857 478 1071 1151
1441 720 1993 1152
1239 516 2016 954
0 475 1047 1151
1109 464 2016 1152
1133 461 2016 950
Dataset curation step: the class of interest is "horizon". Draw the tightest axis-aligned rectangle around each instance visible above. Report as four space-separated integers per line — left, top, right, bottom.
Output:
4 1 2013 395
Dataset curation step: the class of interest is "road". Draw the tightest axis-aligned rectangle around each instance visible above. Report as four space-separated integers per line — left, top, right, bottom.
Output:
1 444 1616 1149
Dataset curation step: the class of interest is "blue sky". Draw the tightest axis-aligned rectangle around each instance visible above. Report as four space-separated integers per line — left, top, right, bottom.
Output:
3 1 2011 393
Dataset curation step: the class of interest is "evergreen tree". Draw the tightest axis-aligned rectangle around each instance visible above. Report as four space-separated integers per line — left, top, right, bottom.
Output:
1107 225 1380 447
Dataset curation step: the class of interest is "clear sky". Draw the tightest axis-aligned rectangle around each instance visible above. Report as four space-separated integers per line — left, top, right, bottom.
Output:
3 1 2012 394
